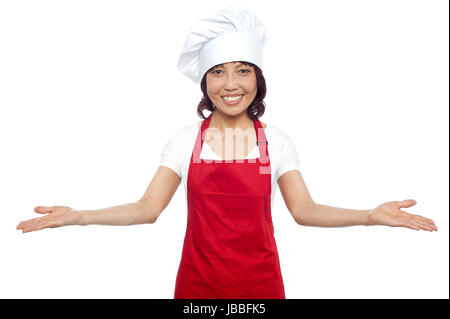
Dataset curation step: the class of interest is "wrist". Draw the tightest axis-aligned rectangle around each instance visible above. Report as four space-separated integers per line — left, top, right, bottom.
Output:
366 208 375 226
78 210 87 226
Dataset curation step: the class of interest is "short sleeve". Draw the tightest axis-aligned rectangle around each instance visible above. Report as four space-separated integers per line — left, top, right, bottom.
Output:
159 133 182 178
276 136 300 181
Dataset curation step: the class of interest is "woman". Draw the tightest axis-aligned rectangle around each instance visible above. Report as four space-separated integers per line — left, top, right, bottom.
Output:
16 6 437 299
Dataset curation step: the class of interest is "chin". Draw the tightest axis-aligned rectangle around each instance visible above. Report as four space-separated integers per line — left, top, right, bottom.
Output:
217 106 245 115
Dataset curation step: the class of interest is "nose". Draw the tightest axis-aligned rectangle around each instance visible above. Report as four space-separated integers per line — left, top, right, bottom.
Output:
224 72 239 91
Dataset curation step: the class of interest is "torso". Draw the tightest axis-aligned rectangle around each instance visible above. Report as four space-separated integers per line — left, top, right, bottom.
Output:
197 120 267 161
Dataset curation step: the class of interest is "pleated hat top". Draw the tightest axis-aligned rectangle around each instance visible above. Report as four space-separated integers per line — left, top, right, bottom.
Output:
177 6 268 84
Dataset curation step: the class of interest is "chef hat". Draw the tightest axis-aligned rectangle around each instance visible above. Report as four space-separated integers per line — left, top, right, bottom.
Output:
177 6 268 84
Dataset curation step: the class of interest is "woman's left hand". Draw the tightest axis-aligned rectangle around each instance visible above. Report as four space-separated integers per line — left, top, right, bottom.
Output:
368 199 437 231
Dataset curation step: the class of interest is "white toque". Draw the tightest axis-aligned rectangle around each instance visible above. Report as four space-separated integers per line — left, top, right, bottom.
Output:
177 6 268 84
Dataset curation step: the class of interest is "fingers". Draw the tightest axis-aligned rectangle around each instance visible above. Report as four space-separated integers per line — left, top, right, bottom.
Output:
16 217 41 233
404 222 420 231
394 200 437 232
416 215 437 226
17 206 67 233
412 214 438 231
395 213 420 230
398 212 438 232
16 206 53 233
16 216 56 233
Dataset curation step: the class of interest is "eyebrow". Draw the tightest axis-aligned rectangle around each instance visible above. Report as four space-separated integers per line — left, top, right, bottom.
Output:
212 63 250 70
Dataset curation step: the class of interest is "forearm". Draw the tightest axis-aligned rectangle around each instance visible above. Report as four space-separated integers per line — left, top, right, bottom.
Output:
79 201 156 226
296 203 373 227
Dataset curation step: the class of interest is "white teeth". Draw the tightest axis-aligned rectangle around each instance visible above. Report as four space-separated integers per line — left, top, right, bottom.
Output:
222 95 243 101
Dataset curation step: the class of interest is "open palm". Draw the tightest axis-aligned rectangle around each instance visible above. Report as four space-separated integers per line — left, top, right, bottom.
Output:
368 199 437 231
16 206 82 233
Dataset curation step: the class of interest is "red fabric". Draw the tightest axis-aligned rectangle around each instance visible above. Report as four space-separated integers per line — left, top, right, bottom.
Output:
174 113 285 299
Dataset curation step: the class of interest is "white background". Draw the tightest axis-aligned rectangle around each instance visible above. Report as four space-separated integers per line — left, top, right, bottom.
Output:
1 0 448 299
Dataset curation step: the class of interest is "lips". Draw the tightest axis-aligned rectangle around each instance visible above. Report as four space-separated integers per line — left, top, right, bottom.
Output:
222 94 243 97
221 94 244 105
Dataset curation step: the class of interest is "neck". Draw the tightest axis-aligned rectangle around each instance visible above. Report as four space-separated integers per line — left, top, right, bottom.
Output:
209 110 254 132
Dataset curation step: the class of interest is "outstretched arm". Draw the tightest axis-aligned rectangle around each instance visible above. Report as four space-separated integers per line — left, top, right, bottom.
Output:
81 165 181 226
17 166 181 233
278 170 437 231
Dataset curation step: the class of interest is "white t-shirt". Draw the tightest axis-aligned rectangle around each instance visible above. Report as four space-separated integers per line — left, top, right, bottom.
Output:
159 121 301 209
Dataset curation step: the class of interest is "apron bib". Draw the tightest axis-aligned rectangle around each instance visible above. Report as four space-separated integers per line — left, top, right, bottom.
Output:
174 113 285 299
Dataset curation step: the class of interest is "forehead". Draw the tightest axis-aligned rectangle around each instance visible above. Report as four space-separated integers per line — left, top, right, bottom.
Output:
213 61 253 68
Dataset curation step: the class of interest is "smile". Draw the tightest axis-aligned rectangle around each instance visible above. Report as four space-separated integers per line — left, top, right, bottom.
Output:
221 94 243 105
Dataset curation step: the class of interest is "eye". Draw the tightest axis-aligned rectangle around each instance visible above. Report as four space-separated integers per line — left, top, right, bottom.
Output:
211 69 223 74
239 69 251 74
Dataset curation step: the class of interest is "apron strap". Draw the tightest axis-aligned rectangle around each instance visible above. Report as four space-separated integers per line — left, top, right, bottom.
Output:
254 118 269 160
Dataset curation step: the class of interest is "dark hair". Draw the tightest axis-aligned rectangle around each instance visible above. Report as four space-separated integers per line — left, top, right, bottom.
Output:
197 61 266 120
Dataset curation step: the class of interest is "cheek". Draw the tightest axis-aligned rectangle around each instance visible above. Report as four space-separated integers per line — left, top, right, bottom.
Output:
243 75 257 93
244 81 258 95
206 78 221 96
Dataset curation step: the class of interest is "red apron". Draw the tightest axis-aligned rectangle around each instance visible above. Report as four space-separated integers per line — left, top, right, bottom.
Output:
174 113 285 299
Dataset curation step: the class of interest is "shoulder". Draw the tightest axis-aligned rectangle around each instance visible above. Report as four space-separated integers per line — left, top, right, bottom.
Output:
264 123 292 144
163 122 198 150
171 122 199 139
265 124 300 177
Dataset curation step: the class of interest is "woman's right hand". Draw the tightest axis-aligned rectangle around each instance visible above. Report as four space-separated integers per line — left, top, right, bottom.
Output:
16 206 83 233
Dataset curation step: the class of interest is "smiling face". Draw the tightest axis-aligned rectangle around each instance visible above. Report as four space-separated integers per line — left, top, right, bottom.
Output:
205 61 258 118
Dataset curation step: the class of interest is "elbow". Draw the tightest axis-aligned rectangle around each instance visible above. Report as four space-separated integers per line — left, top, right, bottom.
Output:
144 208 162 224
293 204 316 226
146 214 158 224
137 200 162 224
294 215 308 226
